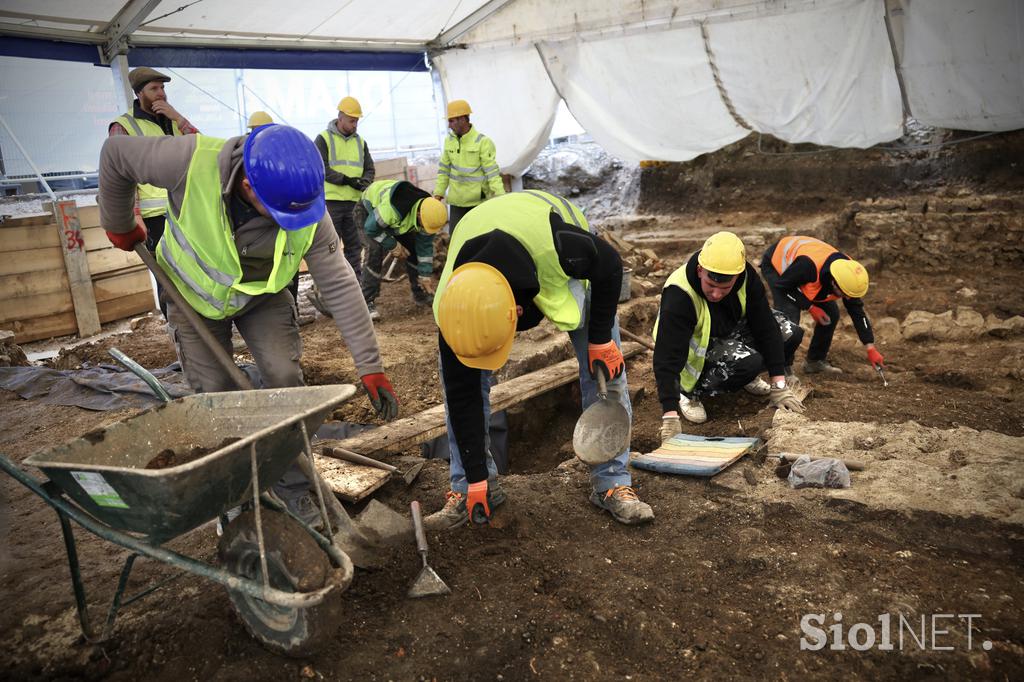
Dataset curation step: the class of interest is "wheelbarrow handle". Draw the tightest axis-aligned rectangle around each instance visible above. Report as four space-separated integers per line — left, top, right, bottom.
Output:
134 243 253 391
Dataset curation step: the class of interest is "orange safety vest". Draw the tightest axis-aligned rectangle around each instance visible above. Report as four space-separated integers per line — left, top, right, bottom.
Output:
770 236 840 303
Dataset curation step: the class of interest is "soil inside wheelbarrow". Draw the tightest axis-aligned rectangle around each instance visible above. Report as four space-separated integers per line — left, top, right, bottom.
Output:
144 437 242 469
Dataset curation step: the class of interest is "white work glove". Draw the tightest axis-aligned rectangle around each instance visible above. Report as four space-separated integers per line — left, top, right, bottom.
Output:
769 385 805 413
389 244 408 260
418 275 436 295
660 415 682 443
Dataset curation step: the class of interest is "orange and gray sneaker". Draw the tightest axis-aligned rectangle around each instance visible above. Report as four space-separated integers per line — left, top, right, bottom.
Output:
424 482 506 531
590 486 654 525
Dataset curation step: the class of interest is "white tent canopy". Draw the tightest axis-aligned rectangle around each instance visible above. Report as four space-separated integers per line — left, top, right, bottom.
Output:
0 0 1021 174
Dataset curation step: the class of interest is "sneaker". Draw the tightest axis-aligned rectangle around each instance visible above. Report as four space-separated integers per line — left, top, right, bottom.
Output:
284 492 325 531
743 377 772 396
423 482 506 531
804 359 843 374
680 395 707 424
590 486 654 525
366 302 381 321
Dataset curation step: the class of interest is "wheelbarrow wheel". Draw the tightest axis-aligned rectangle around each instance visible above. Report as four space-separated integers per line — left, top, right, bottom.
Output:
218 509 342 657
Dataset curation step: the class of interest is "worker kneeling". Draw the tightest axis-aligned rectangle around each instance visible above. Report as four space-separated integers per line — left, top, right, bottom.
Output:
98 124 399 527
654 232 805 438
426 191 653 529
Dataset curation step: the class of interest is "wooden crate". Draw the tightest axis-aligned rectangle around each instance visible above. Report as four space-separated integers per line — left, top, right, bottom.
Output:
0 201 155 343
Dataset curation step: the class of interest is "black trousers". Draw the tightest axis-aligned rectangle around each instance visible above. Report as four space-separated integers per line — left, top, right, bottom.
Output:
760 263 839 362
693 312 804 397
448 204 475 236
143 214 167 318
327 200 363 279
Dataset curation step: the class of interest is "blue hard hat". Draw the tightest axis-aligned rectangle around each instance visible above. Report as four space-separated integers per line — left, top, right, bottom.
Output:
243 124 326 231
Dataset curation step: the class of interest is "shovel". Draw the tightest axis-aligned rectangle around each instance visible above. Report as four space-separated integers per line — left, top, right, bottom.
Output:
573 372 632 465
322 446 424 485
407 501 450 598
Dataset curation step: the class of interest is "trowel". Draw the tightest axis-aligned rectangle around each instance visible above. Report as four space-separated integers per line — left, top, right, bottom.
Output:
407 501 450 598
572 372 632 465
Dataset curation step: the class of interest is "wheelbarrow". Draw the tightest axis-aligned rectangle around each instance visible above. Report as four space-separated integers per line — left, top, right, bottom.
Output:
0 383 358 657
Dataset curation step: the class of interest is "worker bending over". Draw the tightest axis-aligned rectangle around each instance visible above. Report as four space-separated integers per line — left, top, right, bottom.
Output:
359 179 448 319
98 124 399 524
427 190 653 529
760 236 883 375
654 232 805 437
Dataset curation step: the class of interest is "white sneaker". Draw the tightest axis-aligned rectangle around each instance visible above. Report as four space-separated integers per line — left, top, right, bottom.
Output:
680 395 707 424
743 377 772 396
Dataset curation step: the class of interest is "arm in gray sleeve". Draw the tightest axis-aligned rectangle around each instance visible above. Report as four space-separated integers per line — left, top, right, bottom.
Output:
98 135 196 233
304 213 385 377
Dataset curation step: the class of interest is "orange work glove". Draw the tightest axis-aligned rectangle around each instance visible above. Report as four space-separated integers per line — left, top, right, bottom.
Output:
466 480 493 525
866 346 884 369
105 224 147 252
808 305 831 326
360 372 399 421
588 340 624 381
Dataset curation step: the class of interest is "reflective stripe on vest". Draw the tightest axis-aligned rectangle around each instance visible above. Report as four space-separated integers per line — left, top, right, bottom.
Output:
114 113 180 218
433 191 589 332
156 135 317 320
437 126 499 206
653 265 748 393
771 236 840 303
319 129 364 202
364 179 420 235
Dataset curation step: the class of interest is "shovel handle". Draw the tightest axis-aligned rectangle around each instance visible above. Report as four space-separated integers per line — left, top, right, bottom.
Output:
133 244 253 391
410 501 428 555
596 371 608 398
619 328 656 352
323 446 398 473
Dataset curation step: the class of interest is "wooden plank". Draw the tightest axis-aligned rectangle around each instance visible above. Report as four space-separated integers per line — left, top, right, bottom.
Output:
97 291 155 322
2 310 78 344
83 226 111 251
313 457 391 503
0 268 71 298
0 291 74 322
375 156 408 180
318 342 644 458
51 201 101 338
93 268 152 303
0 246 64 276
77 204 100 228
0 223 60 252
87 247 143 276
0 213 52 228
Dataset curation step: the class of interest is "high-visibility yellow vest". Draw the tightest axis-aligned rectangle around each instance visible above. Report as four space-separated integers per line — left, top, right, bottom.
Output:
156 135 317 320
363 179 421 234
433 191 589 332
113 113 181 218
653 265 748 392
434 125 503 207
770 236 841 303
318 128 364 202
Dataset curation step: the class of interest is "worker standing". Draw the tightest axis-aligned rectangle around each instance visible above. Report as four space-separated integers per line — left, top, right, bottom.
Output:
315 96 375 278
425 190 653 529
97 124 399 524
359 180 448 320
760 236 883 375
432 100 504 232
654 232 805 435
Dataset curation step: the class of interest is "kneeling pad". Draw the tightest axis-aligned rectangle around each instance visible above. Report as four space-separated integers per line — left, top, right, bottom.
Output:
631 434 761 477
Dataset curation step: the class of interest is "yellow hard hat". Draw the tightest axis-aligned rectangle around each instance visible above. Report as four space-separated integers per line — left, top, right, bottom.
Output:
697 231 746 276
446 99 472 119
418 198 447 234
437 262 516 371
831 258 869 298
246 111 273 128
337 96 363 118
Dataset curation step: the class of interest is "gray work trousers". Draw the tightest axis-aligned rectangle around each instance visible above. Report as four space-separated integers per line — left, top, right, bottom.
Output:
165 288 309 501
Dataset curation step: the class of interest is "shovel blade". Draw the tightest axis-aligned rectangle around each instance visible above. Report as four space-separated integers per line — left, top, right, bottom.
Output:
573 398 631 465
408 564 450 598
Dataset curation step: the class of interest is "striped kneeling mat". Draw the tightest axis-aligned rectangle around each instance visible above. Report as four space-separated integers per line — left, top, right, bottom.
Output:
631 434 761 477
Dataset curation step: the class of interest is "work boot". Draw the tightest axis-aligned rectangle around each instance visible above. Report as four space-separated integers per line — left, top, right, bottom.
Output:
366 302 381 321
743 377 772 396
412 289 432 307
680 396 707 424
590 486 654 525
284 492 325 531
424 482 507 531
803 359 843 374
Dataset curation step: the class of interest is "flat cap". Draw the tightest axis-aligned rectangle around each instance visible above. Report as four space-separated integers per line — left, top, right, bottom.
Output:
129 67 171 93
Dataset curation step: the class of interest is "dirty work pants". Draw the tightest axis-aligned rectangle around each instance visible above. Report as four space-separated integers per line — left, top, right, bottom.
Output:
327 200 362 280
691 312 804 398
360 231 428 304
165 288 310 503
441 316 633 496
143 215 168 319
760 265 838 363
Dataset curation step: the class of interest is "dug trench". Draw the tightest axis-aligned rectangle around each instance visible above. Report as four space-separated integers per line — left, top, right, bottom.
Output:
3 176 1024 675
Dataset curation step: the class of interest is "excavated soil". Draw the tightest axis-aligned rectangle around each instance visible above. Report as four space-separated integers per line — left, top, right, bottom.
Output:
2 151 1024 678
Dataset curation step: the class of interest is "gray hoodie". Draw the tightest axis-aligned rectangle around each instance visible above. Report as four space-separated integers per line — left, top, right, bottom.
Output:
98 133 383 376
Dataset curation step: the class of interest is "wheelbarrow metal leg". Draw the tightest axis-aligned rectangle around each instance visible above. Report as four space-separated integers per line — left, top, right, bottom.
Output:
56 507 98 641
